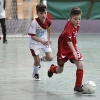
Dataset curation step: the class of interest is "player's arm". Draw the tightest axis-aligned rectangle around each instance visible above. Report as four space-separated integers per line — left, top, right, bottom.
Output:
67 41 78 60
31 35 49 46
31 35 43 43
47 26 52 44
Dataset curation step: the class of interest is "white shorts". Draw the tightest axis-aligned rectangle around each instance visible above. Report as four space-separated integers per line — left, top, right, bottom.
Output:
29 44 52 56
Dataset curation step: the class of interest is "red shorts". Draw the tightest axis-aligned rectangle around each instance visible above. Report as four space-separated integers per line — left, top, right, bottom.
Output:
57 51 82 67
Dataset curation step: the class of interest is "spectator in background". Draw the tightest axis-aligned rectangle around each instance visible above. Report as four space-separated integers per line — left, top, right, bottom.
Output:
0 0 7 43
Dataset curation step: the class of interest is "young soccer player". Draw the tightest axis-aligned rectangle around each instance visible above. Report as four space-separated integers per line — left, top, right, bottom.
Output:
28 4 53 81
48 7 84 92
0 0 7 43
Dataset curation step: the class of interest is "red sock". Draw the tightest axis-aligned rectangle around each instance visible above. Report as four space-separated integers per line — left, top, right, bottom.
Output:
75 69 83 87
50 65 57 73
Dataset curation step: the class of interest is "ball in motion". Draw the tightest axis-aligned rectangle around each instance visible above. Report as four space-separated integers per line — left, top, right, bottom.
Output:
83 81 96 94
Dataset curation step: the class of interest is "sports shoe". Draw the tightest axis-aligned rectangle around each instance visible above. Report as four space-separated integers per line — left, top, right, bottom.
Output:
32 73 41 81
74 85 83 92
48 64 54 78
3 40 8 44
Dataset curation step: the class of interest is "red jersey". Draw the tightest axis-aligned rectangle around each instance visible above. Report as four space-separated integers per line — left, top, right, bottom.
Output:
57 20 80 59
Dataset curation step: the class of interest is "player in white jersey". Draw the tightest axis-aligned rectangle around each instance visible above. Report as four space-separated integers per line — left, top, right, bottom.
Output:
28 4 53 81
0 0 7 43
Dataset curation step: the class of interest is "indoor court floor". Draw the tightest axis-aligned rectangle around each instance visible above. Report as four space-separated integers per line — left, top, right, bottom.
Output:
0 33 100 100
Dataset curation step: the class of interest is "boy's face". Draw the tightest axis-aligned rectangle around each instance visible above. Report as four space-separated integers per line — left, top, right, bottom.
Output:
37 9 47 22
70 15 81 27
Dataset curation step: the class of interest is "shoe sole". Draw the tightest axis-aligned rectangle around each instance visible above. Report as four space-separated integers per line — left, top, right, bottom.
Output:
32 73 41 81
34 78 41 81
74 91 86 94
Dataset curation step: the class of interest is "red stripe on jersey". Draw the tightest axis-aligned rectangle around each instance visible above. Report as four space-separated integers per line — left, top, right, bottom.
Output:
36 17 51 29
28 33 36 36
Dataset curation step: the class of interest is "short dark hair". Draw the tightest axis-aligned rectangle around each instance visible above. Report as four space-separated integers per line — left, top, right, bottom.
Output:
70 7 82 17
36 4 47 12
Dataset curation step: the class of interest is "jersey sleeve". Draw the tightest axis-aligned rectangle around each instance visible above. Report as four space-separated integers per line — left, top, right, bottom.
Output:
28 20 36 36
47 18 52 29
64 26 73 42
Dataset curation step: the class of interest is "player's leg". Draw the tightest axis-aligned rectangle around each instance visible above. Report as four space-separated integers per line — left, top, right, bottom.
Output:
30 49 41 81
72 59 84 92
1 18 7 43
33 55 41 80
48 57 67 77
41 47 53 62
0 36 1 40
48 65 64 77
0 21 1 40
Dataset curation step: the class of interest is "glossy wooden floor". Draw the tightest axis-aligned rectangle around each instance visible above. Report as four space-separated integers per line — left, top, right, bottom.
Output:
0 34 100 100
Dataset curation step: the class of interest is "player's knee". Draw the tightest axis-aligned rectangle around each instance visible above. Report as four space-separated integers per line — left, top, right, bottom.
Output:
57 59 64 67
49 57 53 61
77 61 83 69
47 56 53 61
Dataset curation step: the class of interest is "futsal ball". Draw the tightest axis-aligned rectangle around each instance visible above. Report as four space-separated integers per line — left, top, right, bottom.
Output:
83 81 96 94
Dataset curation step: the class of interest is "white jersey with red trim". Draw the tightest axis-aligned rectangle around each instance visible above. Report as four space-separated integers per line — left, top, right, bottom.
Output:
28 18 50 49
0 0 5 18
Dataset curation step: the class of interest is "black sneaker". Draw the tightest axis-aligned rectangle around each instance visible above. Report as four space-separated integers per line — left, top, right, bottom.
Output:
74 85 83 92
3 40 8 44
32 73 41 81
48 64 54 78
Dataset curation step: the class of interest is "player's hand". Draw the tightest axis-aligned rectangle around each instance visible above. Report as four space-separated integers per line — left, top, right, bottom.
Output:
73 51 78 60
48 40 52 45
41 40 50 47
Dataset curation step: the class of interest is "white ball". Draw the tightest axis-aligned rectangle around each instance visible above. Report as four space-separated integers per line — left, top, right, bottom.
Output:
83 81 96 94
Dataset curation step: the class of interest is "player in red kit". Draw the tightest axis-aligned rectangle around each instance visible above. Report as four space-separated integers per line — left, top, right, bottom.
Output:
48 7 84 92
